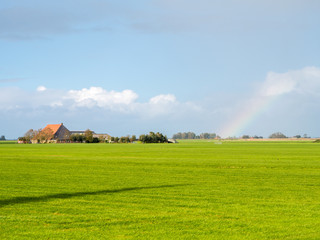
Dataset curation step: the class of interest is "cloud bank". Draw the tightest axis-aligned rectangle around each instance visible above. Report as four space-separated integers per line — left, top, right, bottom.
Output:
67 87 138 109
1 66 320 139
0 86 199 116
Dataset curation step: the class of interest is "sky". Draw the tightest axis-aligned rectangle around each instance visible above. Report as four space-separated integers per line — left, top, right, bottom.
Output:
1 0 320 139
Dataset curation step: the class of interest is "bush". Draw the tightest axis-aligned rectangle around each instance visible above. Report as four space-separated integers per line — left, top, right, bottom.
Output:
139 132 168 143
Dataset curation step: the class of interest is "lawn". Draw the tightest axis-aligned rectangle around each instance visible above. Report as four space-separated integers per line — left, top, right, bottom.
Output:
0 141 319 239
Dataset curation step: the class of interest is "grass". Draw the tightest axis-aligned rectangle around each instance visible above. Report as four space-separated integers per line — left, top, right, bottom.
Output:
0 141 319 239
0 140 17 144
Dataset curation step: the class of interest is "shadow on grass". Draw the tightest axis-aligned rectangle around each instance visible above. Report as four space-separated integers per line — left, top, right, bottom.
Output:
0 184 189 208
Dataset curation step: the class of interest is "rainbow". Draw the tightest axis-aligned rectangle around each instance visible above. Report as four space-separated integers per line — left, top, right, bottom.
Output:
219 95 277 138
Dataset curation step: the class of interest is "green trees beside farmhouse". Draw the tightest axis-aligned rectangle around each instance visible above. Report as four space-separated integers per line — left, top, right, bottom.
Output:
70 134 85 143
70 129 99 143
84 129 94 143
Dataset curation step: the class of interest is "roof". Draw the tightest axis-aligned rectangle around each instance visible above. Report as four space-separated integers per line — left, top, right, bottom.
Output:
70 131 86 134
42 123 62 135
70 131 96 134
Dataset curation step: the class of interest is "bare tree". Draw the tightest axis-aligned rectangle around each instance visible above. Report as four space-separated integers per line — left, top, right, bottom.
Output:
24 129 36 143
39 128 54 143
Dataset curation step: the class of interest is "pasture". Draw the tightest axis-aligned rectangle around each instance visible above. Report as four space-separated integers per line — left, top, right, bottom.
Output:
0 141 319 239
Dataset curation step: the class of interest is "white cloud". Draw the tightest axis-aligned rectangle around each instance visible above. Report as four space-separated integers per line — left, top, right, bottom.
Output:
260 67 320 97
36 86 47 92
261 72 296 96
67 87 138 108
149 94 176 104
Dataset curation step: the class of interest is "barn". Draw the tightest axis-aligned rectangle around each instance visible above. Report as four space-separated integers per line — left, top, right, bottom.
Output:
41 123 71 143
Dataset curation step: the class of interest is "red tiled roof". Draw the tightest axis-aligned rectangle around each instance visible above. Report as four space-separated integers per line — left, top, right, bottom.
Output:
42 124 62 135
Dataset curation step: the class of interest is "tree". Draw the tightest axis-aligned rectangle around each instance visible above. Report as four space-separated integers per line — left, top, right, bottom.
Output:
242 135 250 139
70 134 77 142
269 132 287 139
0 135 5 140
38 128 54 143
187 132 196 139
181 132 187 139
131 135 137 142
98 136 105 143
70 134 84 143
78 134 85 142
172 132 217 139
18 137 27 143
84 129 94 143
172 132 182 139
139 132 167 143
253 135 263 139
139 134 146 142
24 129 36 143
32 129 41 143
209 133 216 139
200 133 209 139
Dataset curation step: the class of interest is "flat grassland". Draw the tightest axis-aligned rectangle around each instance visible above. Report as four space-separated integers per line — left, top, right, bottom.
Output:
0 141 319 239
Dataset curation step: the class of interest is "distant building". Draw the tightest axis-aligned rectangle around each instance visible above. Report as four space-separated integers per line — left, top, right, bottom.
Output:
93 133 111 141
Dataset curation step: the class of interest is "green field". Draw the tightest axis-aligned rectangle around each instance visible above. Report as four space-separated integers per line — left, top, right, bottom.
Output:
1 141 319 239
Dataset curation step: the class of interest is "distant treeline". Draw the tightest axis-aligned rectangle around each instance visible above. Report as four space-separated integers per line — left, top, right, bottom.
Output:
76 131 168 144
172 132 218 139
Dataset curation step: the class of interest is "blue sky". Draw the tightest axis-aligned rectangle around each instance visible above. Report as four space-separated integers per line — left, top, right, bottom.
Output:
1 0 320 139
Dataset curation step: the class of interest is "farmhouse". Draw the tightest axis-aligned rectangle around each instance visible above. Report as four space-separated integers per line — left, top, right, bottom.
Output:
19 123 110 143
41 123 71 143
44 124 110 142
